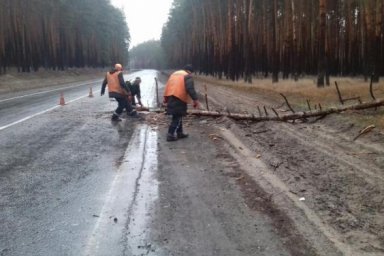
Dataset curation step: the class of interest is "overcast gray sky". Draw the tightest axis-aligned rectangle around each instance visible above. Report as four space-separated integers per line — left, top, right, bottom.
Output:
111 0 173 48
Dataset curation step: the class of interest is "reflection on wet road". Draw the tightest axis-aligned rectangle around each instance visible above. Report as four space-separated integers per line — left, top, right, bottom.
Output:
84 125 158 256
85 70 161 255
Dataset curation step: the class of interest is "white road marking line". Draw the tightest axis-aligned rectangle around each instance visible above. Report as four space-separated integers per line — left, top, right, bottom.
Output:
0 72 140 131
0 89 101 131
0 81 101 103
0 106 59 131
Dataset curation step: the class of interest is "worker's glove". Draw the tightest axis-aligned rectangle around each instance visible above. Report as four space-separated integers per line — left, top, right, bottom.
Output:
193 100 199 109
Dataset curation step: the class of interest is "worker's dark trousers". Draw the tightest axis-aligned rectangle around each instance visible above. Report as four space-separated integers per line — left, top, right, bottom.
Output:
112 95 133 116
168 114 183 136
131 95 137 106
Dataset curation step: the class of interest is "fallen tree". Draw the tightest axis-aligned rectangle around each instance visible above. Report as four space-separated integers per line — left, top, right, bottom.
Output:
190 99 384 122
139 99 384 122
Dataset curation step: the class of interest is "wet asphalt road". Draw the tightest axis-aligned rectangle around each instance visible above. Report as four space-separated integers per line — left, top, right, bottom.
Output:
0 79 99 130
0 70 161 256
0 70 292 256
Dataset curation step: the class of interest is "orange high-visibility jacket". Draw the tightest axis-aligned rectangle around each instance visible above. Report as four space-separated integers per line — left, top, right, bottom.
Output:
164 70 192 103
106 71 127 95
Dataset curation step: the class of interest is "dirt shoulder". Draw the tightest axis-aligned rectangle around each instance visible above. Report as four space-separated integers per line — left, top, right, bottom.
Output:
189 76 384 255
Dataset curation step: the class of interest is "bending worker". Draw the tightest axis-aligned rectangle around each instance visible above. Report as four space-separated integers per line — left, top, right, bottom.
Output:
101 63 137 121
126 77 143 107
163 64 199 142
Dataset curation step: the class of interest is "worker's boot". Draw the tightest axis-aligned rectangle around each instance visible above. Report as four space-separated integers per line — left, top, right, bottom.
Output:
111 114 122 122
128 110 139 118
177 133 189 139
166 134 178 142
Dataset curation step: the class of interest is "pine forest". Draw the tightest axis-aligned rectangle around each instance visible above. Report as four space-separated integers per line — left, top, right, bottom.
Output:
0 0 130 72
161 0 384 85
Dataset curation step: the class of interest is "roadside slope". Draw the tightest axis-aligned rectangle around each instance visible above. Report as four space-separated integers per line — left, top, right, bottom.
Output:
191 77 384 255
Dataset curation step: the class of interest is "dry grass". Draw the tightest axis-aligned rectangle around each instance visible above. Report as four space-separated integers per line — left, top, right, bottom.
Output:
195 74 384 129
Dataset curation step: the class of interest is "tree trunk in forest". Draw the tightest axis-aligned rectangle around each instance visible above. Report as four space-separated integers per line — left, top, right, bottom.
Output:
291 0 299 81
373 0 382 82
272 0 279 83
317 0 326 87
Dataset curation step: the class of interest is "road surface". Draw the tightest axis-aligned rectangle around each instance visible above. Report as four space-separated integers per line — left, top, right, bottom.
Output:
0 70 295 256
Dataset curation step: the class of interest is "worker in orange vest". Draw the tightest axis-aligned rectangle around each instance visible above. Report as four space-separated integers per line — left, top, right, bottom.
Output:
163 64 199 141
101 63 137 121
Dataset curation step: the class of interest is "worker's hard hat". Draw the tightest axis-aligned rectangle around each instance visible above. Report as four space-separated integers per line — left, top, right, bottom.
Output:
114 63 123 71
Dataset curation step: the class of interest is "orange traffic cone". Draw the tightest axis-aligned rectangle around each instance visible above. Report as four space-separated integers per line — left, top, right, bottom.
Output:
59 92 65 105
88 86 94 97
